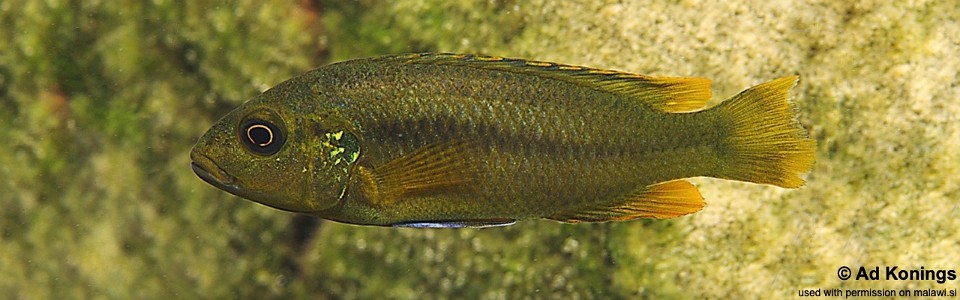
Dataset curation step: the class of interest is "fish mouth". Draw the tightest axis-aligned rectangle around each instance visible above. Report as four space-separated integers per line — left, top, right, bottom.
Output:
190 151 240 194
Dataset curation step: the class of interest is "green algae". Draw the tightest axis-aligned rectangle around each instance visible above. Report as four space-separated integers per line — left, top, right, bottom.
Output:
2 0 958 298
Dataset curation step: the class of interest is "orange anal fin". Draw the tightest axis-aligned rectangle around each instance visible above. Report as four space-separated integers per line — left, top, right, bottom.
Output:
365 140 480 206
549 180 705 223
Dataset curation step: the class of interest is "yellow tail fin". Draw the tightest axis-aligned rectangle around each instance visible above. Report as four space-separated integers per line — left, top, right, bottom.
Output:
711 76 816 188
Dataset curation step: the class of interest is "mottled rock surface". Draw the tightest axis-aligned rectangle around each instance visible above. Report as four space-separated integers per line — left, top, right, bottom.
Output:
2 1 956 298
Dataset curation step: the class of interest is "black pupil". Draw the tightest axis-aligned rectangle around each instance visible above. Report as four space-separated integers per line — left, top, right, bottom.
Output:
240 118 284 155
247 125 272 147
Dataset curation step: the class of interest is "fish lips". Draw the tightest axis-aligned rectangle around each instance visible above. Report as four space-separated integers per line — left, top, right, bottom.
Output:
190 151 241 194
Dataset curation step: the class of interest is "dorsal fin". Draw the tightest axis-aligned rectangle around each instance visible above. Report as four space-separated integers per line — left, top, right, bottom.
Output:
383 53 712 113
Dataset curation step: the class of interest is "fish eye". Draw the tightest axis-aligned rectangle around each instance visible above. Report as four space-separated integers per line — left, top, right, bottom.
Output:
240 119 285 155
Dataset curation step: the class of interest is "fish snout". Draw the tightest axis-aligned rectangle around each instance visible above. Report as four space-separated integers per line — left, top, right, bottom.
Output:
189 149 239 193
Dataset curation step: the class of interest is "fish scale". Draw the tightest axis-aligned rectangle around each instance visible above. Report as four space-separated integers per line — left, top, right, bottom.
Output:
190 53 815 227
326 58 718 219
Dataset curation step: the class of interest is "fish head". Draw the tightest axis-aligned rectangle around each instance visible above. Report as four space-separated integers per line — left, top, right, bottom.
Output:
190 84 359 213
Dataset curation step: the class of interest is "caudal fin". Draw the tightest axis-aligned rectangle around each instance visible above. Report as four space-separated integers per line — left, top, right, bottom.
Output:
711 76 815 188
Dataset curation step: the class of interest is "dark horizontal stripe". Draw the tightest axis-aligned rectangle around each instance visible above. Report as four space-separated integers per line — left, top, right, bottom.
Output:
359 114 713 160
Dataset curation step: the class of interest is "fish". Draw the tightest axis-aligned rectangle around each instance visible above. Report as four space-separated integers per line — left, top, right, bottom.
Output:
190 53 816 228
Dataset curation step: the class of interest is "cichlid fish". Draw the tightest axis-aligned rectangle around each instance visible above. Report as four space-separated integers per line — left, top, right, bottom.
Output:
190 53 815 228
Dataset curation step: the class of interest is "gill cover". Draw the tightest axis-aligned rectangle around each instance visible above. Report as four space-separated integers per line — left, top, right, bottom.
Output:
309 127 361 209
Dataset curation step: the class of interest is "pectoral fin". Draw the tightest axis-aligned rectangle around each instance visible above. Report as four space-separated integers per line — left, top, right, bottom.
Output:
361 140 481 206
549 180 705 223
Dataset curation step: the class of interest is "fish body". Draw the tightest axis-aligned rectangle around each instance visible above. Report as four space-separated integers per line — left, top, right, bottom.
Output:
190 53 815 227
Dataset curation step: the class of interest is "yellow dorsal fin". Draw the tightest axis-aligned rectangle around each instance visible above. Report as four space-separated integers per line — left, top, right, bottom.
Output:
549 180 705 223
386 53 712 113
360 140 480 207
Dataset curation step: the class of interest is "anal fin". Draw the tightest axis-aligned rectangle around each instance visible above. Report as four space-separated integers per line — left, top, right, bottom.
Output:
549 180 705 223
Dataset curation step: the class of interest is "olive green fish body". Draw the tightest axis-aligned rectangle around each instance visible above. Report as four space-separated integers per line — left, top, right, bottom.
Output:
190 53 815 227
